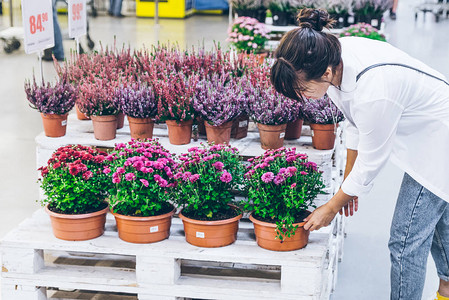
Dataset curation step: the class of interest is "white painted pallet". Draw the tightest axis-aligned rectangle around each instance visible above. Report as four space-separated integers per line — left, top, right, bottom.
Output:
1 209 345 300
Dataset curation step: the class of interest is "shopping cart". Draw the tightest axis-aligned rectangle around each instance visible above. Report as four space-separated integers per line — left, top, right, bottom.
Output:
415 0 449 22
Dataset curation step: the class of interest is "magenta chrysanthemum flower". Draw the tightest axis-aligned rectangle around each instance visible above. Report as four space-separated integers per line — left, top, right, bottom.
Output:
125 173 136 181
116 167 126 174
220 171 232 183
83 171 93 180
212 161 224 171
300 171 308 175
182 172 192 181
103 167 111 174
189 174 200 183
274 175 285 185
112 176 121 184
261 172 274 183
140 179 149 187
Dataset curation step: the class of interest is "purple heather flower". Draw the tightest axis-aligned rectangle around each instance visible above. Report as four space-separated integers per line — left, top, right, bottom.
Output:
302 95 345 125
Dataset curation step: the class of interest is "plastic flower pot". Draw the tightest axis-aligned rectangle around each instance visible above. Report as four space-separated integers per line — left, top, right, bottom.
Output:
204 121 233 145
231 115 249 139
112 205 176 244
285 119 304 140
257 123 287 150
310 123 337 150
116 112 125 129
91 115 118 141
197 117 206 136
179 209 242 248
41 113 68 138
250 213 310 251
127 116 154 140
45 204 109 241
166 119 193 145
75 104 90 120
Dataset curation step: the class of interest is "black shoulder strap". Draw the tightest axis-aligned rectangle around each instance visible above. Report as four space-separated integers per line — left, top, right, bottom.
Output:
356 63 449 86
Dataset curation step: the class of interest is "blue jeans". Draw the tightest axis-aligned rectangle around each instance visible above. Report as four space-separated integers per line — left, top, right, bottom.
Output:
52 0 64 60
389 173 449 299
110 0 123 16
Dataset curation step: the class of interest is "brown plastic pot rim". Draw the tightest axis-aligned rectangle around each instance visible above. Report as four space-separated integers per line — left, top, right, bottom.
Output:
249 212 310 228
111 205 176 221
179 209 243 225
166 119 194 126
41 113 68 119
90 115 118 121
257 123 287 131
204 121 233 129
310 123 339 130
45 204 109 219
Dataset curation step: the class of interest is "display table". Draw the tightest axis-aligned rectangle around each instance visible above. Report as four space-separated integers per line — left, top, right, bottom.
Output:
1 114 347 299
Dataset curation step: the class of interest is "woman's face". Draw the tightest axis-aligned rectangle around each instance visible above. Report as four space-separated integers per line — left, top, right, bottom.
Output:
297 66 335 100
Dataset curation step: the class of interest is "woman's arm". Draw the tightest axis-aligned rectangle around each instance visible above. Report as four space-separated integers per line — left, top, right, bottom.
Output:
340 149 359 216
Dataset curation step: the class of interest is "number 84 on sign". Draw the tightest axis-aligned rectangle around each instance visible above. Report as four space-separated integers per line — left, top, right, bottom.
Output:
21 0 54 54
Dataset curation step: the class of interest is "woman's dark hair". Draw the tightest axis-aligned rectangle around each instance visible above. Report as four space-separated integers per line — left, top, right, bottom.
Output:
270 8 342 102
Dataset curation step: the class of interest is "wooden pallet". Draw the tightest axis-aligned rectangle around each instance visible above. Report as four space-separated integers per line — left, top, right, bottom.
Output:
1 209 345 300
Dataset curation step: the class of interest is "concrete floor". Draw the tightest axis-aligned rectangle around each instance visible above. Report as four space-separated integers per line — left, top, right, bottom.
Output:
0 0 448 298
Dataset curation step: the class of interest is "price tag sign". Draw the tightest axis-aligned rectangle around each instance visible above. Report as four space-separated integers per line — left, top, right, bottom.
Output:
68 0 87 39
21 0 54 54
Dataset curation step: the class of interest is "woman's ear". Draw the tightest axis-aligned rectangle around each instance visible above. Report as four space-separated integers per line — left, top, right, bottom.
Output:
321 67 333 82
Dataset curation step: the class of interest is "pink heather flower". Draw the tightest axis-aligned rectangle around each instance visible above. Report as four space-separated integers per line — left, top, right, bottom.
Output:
125 173 136 181
274 175 285 185
261 172 274 183
189 174 200 183
140 179 149 187
290 183 297 189
103 167 111 174
212 161 224 171
300 171 308 175
83 171 93 180
116 167 126 174
112 176 121 184
220 171 232 183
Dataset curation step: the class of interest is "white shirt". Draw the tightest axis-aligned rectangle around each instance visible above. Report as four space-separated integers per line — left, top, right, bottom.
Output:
327 37 449 202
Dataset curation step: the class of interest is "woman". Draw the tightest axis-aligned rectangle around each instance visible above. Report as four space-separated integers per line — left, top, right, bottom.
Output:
271 8 449 300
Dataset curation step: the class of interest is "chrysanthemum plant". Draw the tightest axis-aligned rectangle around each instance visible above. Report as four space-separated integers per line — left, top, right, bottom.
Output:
174 143 245 220
244 147 325 241
340 22 386 41
38 145 110 214
107 139 178 217
226 16 269 53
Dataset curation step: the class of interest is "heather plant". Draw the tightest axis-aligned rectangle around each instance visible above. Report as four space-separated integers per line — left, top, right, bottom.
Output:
155 72 199 122
24 77 76 115
38 145 110 214
227 17 270 53
353 0 392 17
318 0 352 14
231 0 265 10
77 75 119 116
174 143 245 220
107 139 177 217
302 95 345 124
115 82 157 119
248 87 302 125
340 23 387 41
244 148 325 241
193 73 244 126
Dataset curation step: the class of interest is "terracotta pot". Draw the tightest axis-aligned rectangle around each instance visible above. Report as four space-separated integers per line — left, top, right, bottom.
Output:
116 112 125 129
45 204 108 241
40 113 68 138
310 123 337 150
204 121 233 145
257 123 287 150
128 116 154 140
112 206 176 244
75 104 90 120
231 115 249 139
285 119 304 140
91 115 117 141
179 210 242 248
250 213 310 251
166 119 193 145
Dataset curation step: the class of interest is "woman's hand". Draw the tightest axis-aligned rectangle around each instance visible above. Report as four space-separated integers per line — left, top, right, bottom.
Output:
339 196 359 217
303 203 338 231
